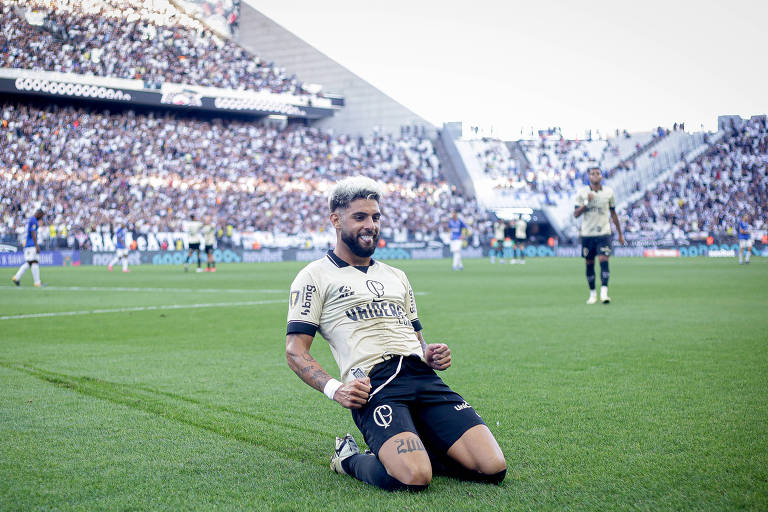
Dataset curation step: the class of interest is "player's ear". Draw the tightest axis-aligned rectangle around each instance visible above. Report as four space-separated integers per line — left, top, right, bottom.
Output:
330 211 341 230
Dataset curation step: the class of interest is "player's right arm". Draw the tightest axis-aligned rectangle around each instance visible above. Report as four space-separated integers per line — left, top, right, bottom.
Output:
573 192 594 219
285 333 370 409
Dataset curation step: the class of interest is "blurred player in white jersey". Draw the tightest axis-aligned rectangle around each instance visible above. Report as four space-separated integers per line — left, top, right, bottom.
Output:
11 208 44 287
183 214 204 272
202 215 217 272
574 167 625 304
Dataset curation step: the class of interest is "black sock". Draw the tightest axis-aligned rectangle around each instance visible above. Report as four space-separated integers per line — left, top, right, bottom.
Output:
600 260 609 287
341 454 427 492
586 263 596 290
197 253 201 267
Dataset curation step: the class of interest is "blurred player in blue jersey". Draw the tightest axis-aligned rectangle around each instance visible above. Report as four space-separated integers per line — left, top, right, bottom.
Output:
737 214 752 265
108 223 130 273
11 208 44 287
447 211 468 271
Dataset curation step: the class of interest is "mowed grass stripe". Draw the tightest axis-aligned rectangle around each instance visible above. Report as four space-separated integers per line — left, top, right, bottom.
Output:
0 361 331 464
0 300 284 320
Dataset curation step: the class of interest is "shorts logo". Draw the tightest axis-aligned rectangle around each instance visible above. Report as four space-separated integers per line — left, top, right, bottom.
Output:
454 401 472 411
366 280 384 299
582 247 589 258
289 290 300 308
373 405 393 429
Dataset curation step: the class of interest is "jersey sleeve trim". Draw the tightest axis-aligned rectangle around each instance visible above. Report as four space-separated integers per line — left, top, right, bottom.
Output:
287 320 318 336
411 319 422 332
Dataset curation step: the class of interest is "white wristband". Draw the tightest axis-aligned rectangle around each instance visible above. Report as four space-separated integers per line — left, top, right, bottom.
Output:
323 378 342 400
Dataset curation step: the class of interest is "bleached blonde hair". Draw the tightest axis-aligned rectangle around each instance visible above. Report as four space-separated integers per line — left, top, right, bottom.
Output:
328 176 384 212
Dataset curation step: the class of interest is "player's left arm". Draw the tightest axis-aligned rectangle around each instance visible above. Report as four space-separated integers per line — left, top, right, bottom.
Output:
610 207 625 245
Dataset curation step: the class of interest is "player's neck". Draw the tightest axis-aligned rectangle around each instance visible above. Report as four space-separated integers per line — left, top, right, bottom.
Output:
333 244 372 267
590 183 602 192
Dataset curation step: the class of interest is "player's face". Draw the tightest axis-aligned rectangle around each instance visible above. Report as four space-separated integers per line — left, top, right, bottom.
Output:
588 168 602 186
336 199 381 258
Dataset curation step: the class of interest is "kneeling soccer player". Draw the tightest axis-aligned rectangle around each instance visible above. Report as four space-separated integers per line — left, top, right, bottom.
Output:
285 176 506 491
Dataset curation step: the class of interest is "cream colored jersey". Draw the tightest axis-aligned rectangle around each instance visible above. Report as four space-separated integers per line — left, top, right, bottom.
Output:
574 185 616 237
202 224 215 246
515 219 527 239
286 251 423 384
184 220 203 239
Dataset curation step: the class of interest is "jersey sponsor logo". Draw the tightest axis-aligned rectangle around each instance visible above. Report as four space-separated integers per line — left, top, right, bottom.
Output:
301 284 316 316
366 280 384 298
289 290 300 308
373 405 393 429
344 300 410 326
338 285 355 298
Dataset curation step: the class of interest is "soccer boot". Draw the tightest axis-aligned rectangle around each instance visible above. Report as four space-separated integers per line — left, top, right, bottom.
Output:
586 294 598 304
11 277 20 286
108 264 113 271
600 291 611 304
330 434 360 475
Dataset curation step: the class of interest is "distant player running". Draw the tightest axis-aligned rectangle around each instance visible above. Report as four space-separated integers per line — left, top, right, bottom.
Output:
447 211 468 271
286 177 506 492
107 224 130 273
202 215 217 272
574 167 625 304
737 214 752 265
11 208 45 287
183 214 203 273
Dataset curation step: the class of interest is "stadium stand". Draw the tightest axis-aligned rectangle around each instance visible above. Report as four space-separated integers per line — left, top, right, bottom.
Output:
1 0 305 94
622 118 767 243
0 101 487 249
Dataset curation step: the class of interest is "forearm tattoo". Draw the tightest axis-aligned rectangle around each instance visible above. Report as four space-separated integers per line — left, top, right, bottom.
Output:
293 350 330 391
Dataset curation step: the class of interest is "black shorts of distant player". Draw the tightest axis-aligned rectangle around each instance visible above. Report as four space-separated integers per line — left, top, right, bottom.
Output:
352 355 485 456
189 242 200 251
581 235 612 259
205 246 214 256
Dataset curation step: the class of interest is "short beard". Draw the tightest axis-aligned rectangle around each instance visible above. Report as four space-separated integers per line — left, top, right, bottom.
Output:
341 229 378 258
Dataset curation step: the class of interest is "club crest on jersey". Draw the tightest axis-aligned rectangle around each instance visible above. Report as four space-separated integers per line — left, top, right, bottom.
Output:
289 290 300 308
366 280 384 298
338 285 355 298
373 405 393 429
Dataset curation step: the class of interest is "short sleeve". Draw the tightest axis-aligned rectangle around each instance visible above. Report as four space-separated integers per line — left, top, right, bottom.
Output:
401 272 422 332
286 268 323 336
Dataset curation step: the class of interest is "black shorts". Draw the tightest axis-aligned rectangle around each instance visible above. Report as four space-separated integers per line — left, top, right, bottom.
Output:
351 355 485 456
581 235 612 259
189 242 200 251
205 246 214 255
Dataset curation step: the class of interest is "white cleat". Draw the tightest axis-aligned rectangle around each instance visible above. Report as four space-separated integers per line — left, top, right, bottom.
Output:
330 434 360 475
601 293 611 304
586 295 598 304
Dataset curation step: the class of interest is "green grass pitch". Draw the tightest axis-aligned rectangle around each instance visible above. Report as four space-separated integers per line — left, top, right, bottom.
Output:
1 257 766 511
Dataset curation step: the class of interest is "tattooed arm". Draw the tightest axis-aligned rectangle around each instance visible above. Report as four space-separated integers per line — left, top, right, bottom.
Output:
286 333 370 409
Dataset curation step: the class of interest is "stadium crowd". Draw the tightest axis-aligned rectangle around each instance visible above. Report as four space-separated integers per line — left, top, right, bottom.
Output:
0 101 487 248
1 0 306 95
622 118 768 240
